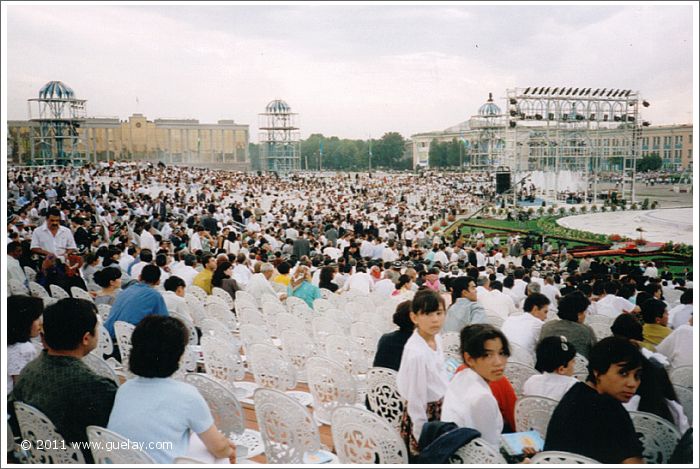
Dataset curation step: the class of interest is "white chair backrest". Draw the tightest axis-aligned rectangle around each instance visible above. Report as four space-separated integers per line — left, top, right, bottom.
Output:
86 425 155 463
184 373 245 436
441 331 462 362
83 352 120 385
50 284 70 300
211 286 235 310
261 292 283 307
350 321 382 359
365 367 405 432
28 281 50 299
13 401 86 464
312 298 334 314
276 312 306 337
8 279 27 296
70 286 94 302
326 308 353 334
305 356 359 424
530 450 601 464
572 353 589 381
669 366 692 389
239 323 274 349
206 303 238 333
331 406 408 464
514 395 559 437
629 410 681 464
285 295 308 312
324 334 369 375
280 329 316 382
312 316 344 344
199 318 239 348
200 335 246 382
96 304 112 323
319 287 335 301
188 284 209 303
253 388 321 464
672 385 693 425
169 312 198 345
248 343 297 391
238 307 269 330
588 321 612 340
205 294 229 309
24 266 37 282
173 456 207 463
505 361 539 397
113 321 135 369
509 342 536 367
235 290 259 308
95 324 115 359
449 437 507 464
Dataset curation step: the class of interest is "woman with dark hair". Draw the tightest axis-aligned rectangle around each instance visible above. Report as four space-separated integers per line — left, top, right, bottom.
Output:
441 324 511 447
523 336 578 401
211 261 239 303
93 266 123 306
108 315 236 464
396 289 448 456
373 300 413 371
7 296 43 394
318 265 339 293
544 337 645 464
539 291 597 359
392 274 415 301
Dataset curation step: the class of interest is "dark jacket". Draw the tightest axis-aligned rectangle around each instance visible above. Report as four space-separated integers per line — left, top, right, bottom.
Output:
414 421 481 464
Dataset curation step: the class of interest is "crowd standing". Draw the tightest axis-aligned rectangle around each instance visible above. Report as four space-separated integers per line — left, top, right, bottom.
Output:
6 162 694 464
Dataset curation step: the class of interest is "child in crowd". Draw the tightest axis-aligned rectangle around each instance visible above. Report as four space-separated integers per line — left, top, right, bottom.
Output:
523 336 578 401
7 296 43 394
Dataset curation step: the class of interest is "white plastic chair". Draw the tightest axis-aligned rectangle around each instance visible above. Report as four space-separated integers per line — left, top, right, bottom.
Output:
572 353 589 381
448 437 507 464
588 321 612 340
629 410 681 464
279 329 317 383
200 335 255 400
669 366 692 390
236 290 260 309
96 304 112 323
350 321 382 361
28 281 51 299
13 401 86 464
441 331 462 362
8 279 28 296
114 321 135 372
211 286 235 310
238 307 269 331
305 356 360 425
324 334 369 376
312 298 334 314
239 323 274 349
253 388 336 464
50 284 70 300
70 286 94 302
206 303 238 333
184 373 264 459
514 395 559 437
276 312 306 337
326 308 353 334
248 343 312 407
530 450 601 464
673 384 693 425
312 316 344 344
86 426 155 463
95 324 115 358
188 284 209 303
331 405 409 464
505 361 539 397
84 351 121 386
24 266 37 282
365 367 405 433
509 342 536 367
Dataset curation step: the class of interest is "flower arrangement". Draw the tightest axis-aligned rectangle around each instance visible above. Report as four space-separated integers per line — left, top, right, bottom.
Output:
609 234 622 242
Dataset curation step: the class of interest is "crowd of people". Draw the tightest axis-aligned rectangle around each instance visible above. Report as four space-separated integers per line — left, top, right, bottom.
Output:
5 161 694 464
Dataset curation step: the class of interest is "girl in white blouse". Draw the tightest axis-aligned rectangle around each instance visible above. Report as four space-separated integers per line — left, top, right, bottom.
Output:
522 336 578 401
396 289 449 456
441 324 510 447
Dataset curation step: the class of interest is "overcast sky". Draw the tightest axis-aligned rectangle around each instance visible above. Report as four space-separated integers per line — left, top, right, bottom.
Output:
4 2 696 140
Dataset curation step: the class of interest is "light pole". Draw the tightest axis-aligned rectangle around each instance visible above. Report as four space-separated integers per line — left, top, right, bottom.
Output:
368 136 372 175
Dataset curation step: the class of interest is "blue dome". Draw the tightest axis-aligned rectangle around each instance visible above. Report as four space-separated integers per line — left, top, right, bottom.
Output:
265 99 292 114
478 92 501 116
39 81 75 99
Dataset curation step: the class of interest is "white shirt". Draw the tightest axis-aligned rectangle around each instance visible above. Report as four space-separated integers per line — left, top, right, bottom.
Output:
655 325 693 368
30 222 77 260
161 291 193 323
189 232 203 252
7 256 29 293
171 264 199 287
501 313 544 353
7 342 39 394
595 295 635 319
479 289 518 318
119 253 135 273
541 284 561 309
130 261 150 281
232 264 252 287
246 273 276 300
346 272 373 294
359 240 374 259
396 331 449 442
373 278 395 298
140 230 158 253
668 304 693 330
441 368 502 447
522 372 577 402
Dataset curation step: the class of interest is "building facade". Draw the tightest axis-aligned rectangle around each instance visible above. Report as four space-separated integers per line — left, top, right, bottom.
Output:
8 113 250 169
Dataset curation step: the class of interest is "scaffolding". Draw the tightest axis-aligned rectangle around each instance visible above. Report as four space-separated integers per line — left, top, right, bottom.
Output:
467 92 507 169
27 81 87 166
503 86 645 204
258 99 300 173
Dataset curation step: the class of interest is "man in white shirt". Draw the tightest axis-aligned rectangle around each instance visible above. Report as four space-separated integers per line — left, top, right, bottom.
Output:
478 280 518 318
232 253 253 287
139 225 158 254
541 275 561 309
30 207 77 262
7 241 29 293
655 319 693 368
668 289 693 330
170 253 199 287
595 282 640 319
246 263 284 301
345 265 373 294
160 276 193 323
500 293 550 353
359 237 374 260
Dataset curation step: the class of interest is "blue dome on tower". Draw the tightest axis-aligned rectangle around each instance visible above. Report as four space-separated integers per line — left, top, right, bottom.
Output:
265 99 292 114
478 92 501 116
39 81 75 99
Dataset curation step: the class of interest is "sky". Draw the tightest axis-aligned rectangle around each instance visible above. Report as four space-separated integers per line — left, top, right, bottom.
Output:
3 2 696 140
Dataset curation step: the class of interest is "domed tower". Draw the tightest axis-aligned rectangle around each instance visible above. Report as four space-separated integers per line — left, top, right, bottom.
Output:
468 92 506 169
258 99 300 173
27 80 87 166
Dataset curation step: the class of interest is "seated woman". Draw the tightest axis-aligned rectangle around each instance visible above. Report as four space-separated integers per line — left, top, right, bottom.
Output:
7 296 43 395
539 292 597 359
544 337 644 464
318 265 339 293
392 274 416 301
287 265 321 309
211 261 239 304
523 336 578 401
373 300 413 371
108 315 236 464
93 267 122 306
441 324 510 447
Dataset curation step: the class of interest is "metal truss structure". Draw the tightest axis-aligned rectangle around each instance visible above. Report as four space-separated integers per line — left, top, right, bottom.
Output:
27 81 87 166
258 99 301 174
502 86 648 204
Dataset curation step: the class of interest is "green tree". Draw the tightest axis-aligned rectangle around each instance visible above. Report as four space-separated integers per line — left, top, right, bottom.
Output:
428 139 448 168
636 153 663 172
446 138 462 167
372 132 406 168
248 143 261 170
